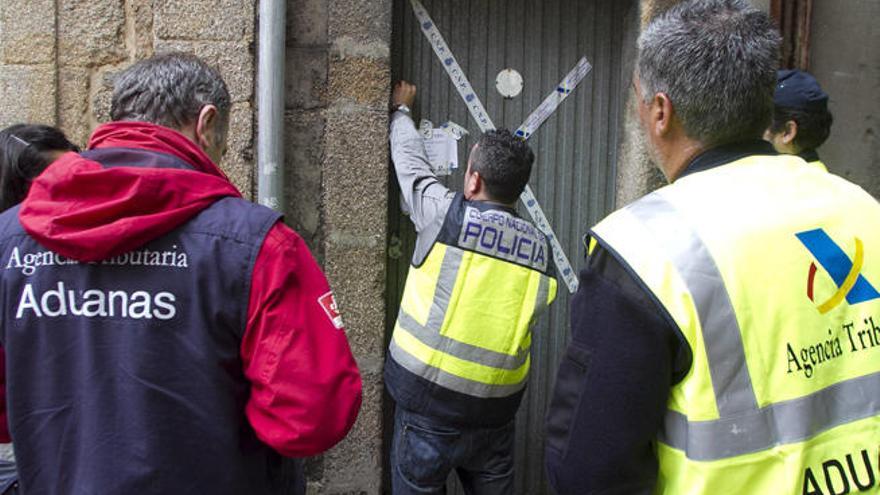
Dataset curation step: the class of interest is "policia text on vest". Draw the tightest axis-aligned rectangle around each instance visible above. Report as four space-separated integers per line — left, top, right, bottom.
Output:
459 206 549 271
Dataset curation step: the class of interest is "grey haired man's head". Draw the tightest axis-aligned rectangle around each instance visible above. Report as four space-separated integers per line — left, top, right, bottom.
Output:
637 0 781 147
110 52 231 163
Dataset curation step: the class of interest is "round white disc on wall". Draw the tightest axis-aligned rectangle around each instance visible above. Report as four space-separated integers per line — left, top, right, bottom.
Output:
496 69 524 99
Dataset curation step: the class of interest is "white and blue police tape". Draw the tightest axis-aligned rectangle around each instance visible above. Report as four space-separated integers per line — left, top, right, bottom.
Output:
410 0 493 133
410 0 580 293
439 121 469 140
509 58 593 293
515 57 592 140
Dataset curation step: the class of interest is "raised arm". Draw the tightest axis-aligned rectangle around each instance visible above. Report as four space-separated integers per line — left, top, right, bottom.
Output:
389 81 454 233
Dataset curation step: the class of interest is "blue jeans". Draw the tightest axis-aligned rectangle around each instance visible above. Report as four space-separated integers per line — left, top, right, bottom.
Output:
391 407 514 495
0 459 18 494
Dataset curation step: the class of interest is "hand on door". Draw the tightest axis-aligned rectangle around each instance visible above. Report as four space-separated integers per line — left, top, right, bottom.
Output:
392 81 417 111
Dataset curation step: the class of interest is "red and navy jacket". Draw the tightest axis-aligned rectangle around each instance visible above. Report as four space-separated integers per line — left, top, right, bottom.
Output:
0 122 362 494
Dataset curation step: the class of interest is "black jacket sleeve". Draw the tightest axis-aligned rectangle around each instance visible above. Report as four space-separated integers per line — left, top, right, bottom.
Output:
545 244 692 495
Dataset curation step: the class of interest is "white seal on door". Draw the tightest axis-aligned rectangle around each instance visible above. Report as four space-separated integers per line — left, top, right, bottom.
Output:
496 69 524 99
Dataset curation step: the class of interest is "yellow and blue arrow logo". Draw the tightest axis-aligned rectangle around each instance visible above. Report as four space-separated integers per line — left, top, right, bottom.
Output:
796 228 880 314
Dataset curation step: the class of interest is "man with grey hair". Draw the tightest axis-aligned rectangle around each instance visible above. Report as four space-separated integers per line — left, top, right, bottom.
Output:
546 0 880 493
0 52 362 494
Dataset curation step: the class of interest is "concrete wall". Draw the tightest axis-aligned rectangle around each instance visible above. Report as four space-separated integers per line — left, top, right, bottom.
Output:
810 0 880 198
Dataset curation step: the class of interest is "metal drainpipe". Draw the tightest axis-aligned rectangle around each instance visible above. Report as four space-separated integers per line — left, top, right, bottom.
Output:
257 0 286 212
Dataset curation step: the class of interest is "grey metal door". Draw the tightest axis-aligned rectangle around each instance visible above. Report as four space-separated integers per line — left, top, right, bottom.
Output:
387 0 637 492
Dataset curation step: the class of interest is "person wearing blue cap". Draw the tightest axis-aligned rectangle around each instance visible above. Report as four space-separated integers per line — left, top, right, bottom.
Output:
764 69 834 171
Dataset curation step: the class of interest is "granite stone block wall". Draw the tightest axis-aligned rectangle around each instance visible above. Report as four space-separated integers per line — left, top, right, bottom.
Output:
284 0 390 491
613 0 671 207
0 0 255 195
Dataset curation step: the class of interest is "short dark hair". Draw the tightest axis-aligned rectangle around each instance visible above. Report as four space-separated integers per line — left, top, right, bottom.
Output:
0 124 79 212
769 105 833 153
110 52 231 131
638 0 781 146
471 129 534 204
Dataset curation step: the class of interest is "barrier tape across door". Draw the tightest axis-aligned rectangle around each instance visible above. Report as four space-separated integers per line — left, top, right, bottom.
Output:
411 0 591 293
515 57 592 140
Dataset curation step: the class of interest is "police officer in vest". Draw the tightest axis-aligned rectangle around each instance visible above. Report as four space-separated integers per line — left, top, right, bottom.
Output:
0 53 363 494
546 1 880 493
387 81 557 494
765 70 834 172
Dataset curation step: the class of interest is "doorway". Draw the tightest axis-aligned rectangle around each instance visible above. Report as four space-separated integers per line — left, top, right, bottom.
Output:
387 0 638 492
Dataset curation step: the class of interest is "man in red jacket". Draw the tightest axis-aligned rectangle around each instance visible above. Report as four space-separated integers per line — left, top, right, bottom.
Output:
0 52 361 494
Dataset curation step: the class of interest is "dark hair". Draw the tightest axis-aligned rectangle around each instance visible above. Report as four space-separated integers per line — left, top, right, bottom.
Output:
769 105 833 153
110 52 231 131
471 129 534 204
638 0 781 146
0 124 79 212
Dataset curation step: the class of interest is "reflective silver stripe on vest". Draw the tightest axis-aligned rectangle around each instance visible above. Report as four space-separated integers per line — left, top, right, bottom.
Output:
391 244 551 397
388 338 527 398
396 245 539 371
658 371 880 461
396 309 529 371
628 192 758 415
624 191 880 460
534 273 551 320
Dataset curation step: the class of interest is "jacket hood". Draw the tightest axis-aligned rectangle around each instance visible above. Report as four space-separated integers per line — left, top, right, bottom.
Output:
19 122 242 262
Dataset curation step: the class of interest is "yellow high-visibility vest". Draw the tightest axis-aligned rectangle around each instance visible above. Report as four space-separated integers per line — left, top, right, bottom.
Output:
390 195 557 399
592 154 880 494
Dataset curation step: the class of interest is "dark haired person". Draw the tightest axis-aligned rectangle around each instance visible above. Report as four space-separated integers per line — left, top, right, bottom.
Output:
0 124 78 495
546 0 879 493
386 81 557 494
764 69 834 171
0 53 362 494
0 124 79 212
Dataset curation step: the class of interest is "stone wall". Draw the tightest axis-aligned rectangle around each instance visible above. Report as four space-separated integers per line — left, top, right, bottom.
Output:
0 0 256 196
613 0 679 207
284 0 391 492
0 0 59 133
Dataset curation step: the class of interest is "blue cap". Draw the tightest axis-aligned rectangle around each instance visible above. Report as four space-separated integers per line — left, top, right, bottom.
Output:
774 70 828 111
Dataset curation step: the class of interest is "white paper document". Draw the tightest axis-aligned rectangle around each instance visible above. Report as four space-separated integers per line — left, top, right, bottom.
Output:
422 129 459 176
